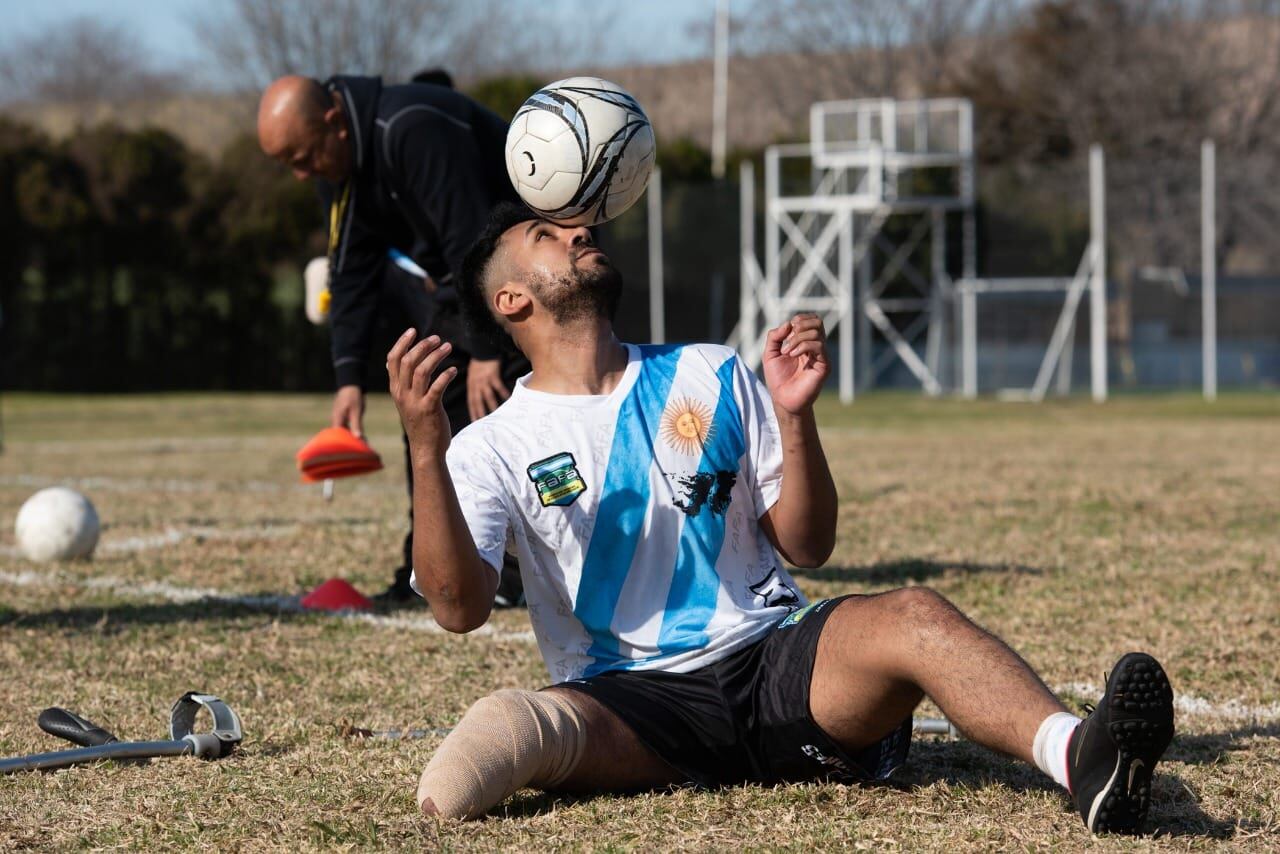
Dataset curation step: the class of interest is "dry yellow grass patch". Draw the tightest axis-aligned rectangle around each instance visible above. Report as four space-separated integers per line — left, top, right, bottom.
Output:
1 392 1277 849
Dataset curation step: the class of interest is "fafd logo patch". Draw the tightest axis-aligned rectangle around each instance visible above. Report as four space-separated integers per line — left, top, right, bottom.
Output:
527 452 587 507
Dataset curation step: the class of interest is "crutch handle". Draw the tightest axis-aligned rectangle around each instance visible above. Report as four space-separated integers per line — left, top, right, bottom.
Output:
37 707 119 747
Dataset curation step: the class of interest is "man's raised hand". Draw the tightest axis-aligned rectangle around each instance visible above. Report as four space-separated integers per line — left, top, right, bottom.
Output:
387 328 458 460
466 358 511 421
761 314 830 415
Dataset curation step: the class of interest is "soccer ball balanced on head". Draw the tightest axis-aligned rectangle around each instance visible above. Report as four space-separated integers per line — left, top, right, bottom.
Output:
505 77 656 226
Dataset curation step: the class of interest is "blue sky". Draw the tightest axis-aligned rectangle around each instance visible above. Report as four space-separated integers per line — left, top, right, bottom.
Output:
2 0 713 69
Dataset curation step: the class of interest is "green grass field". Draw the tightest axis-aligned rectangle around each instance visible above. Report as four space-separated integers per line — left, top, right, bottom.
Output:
1 392 1277 850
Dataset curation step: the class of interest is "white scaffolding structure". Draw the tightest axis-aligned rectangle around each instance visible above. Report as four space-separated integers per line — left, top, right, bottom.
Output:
954 145 1108 402
732 98 975 402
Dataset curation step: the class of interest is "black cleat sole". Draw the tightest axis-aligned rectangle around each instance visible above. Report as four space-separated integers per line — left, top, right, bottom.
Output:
1087 653 1175 834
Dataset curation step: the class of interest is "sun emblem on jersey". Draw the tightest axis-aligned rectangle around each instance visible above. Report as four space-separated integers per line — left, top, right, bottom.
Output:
660 397 714 455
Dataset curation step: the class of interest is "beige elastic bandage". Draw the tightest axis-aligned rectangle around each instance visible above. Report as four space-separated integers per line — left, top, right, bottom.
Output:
417 688 588 820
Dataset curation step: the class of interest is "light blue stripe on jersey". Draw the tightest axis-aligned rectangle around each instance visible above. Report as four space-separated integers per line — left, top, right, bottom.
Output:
576 344 684 677
655 354 745 654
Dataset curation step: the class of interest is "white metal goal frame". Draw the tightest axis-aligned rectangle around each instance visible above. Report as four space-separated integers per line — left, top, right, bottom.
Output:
733 98 976 402
1132 140 1219 401
954 145 1108 402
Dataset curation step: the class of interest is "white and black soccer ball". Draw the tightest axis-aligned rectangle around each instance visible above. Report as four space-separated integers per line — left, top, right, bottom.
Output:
505 77 656 226
14 487 100 562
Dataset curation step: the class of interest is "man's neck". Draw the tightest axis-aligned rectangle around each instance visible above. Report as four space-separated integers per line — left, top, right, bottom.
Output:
522 318 629 396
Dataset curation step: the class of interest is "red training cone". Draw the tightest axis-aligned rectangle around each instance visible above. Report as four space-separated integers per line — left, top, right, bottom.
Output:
301 577 373 612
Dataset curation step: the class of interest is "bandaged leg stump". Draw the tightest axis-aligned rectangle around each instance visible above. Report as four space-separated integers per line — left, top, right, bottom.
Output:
418 689 587 820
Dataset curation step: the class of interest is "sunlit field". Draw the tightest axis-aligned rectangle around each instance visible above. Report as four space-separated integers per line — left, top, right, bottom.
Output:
1 392 1277 849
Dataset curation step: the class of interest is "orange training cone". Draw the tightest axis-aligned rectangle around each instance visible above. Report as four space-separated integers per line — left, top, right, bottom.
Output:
301 577 373 612
296 427 383 483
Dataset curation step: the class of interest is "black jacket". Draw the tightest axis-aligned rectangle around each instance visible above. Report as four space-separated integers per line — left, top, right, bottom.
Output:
321 75 517 388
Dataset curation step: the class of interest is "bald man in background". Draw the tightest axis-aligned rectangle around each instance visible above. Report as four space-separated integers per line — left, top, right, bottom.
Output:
258 73 529 606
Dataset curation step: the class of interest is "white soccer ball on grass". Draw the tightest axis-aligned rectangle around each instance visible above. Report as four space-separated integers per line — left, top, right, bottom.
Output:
505 77 656 226
15 487 100 562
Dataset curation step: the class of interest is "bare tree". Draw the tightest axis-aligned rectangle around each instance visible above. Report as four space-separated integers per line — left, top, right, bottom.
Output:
0 17 179 106
952 0 1280 272
1194 0 1280 270
197 0 620 89
735 0 1009 108
199 0 462 88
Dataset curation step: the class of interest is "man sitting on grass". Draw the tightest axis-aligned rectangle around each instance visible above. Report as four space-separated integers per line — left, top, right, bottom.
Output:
387 202 1175 835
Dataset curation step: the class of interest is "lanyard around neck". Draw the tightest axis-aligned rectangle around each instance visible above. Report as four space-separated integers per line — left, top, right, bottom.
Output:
327 181 352 260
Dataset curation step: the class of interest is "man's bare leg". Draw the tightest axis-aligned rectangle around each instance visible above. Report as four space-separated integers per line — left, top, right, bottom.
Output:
808 587 1068 762
807 588 1177 836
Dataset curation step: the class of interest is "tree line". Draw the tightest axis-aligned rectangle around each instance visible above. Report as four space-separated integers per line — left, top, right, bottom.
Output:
0 120 325 391
0 80 732 393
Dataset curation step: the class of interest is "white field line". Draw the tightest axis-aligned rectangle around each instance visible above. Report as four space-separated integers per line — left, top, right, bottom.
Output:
0 568 295 608
2 471 399 496
17 436 284 453
0 567 537 643
1055 681 1280 726
15 435 402 454
2 473 400 496
1 473 295 495
0 562 1273 717
0 524 305 558
101 524 304 553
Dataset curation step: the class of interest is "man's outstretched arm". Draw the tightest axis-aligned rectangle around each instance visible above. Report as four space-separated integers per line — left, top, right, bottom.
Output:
388 328 498 632
757 314 838 568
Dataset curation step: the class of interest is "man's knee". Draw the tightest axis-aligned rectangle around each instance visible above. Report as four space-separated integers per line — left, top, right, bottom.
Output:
881 586 964 642
417 688 588 821
826 588 957 646
885 585 954 613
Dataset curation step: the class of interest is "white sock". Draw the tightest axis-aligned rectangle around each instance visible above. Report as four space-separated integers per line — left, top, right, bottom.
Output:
1032 712 1082 791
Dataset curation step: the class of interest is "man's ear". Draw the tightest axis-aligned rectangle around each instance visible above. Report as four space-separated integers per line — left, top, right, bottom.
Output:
492 281 533 323
324 95 346 137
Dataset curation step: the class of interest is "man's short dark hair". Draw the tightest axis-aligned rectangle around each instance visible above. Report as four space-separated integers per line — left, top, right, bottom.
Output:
458 201 540 350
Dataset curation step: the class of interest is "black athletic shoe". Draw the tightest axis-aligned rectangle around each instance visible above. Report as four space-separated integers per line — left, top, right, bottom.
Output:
374 564 527 610
372 566 425 610
1067 652 1175 835
493 558 526 610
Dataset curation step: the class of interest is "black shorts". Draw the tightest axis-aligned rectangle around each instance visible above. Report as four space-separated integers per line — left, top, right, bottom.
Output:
558 596 912 788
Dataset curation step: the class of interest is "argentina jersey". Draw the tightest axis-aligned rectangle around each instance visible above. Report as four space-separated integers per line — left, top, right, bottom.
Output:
440 343 806 683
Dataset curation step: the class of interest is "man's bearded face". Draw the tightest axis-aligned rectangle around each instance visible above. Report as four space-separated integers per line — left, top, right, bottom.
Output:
526 254 623 325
